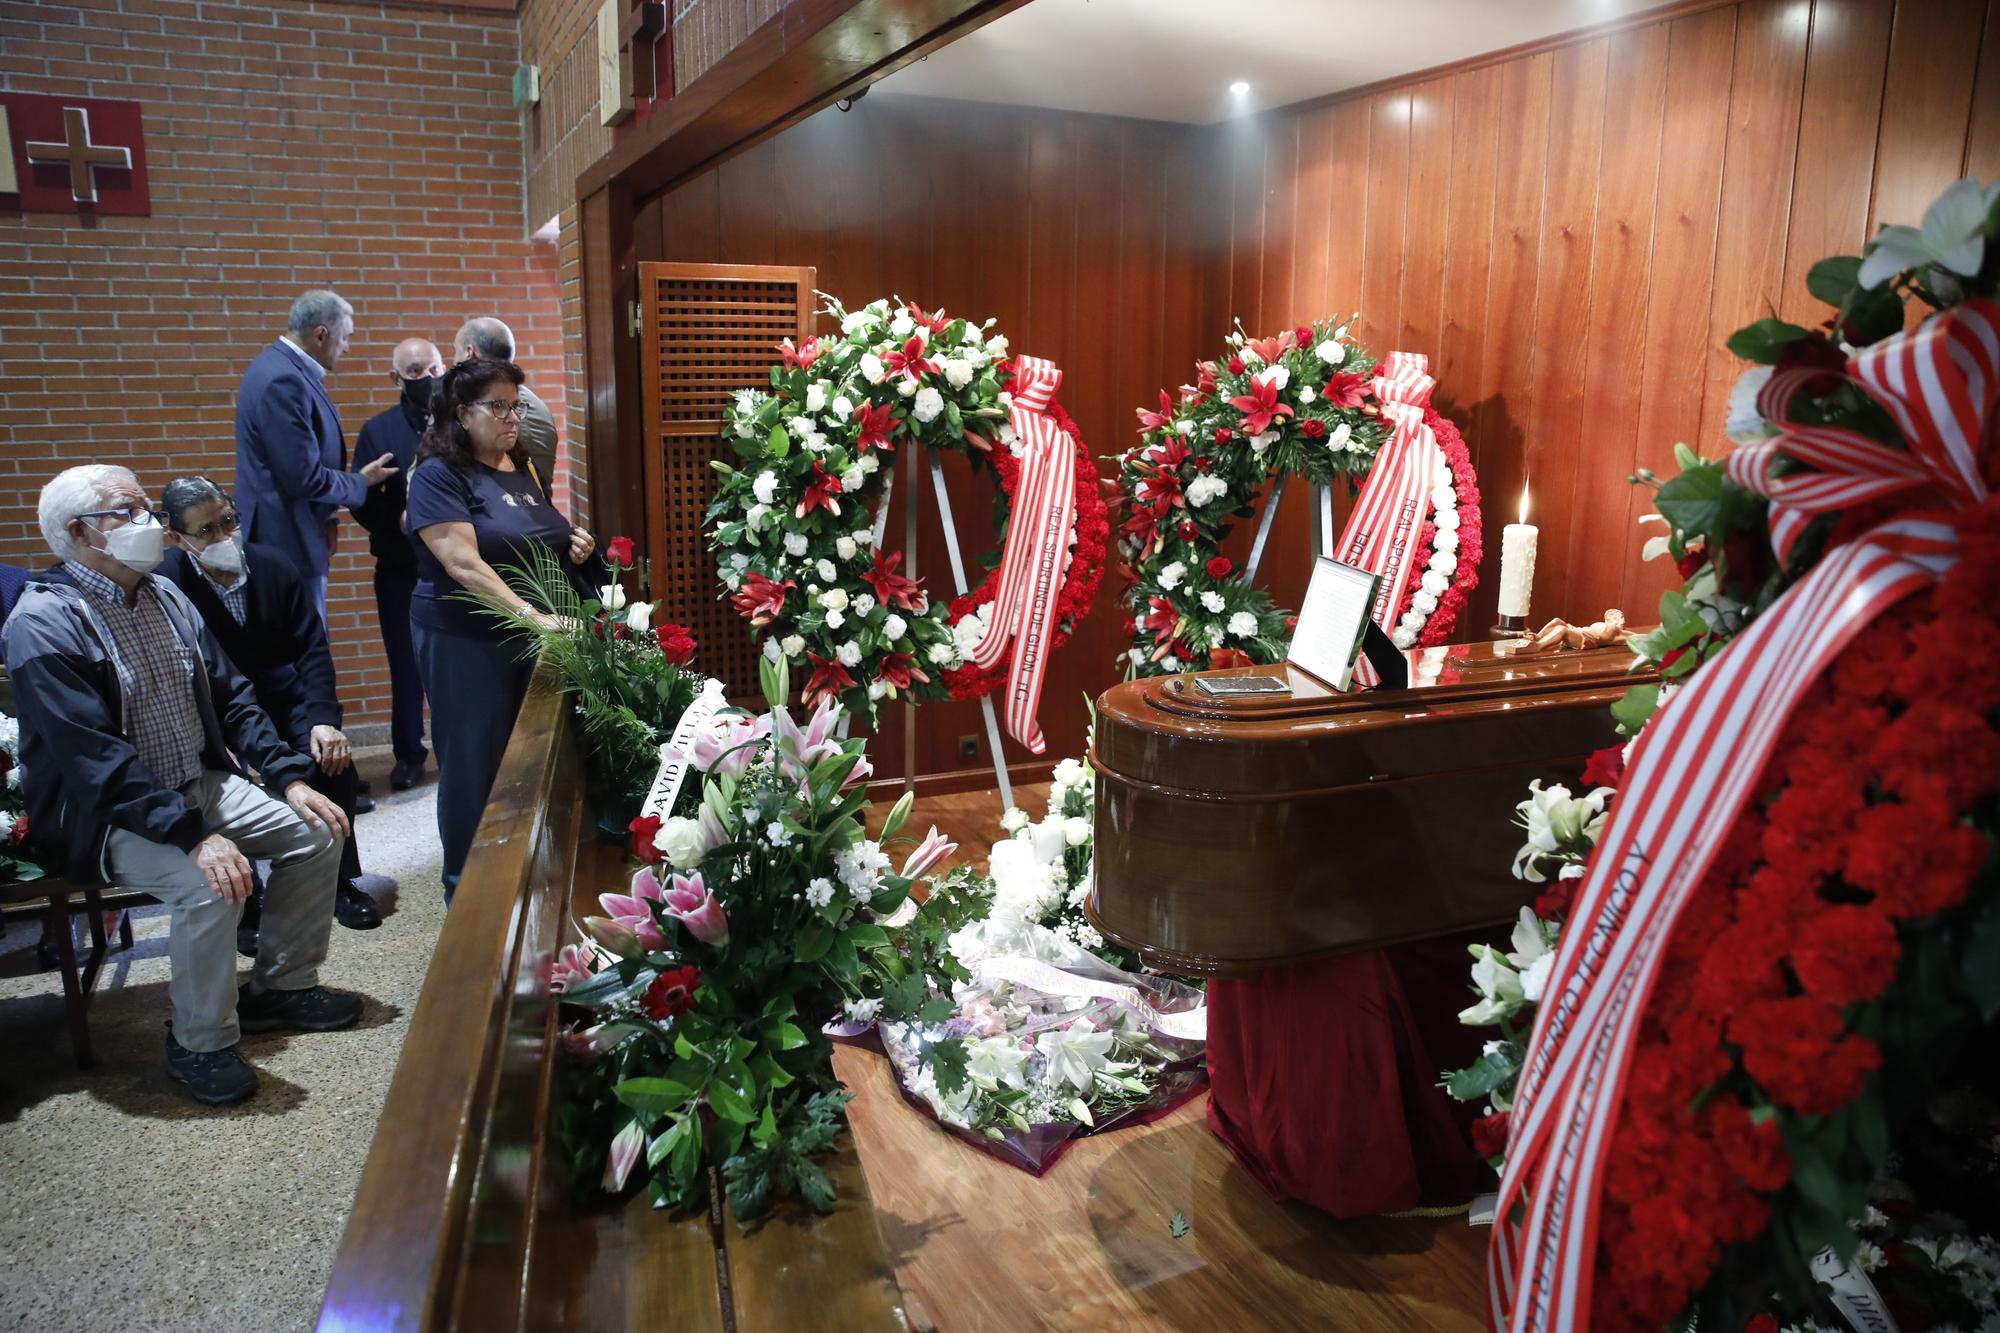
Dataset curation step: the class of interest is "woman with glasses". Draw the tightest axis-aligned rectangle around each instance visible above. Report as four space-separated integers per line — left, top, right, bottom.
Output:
405 358 598 902
159 476 383 938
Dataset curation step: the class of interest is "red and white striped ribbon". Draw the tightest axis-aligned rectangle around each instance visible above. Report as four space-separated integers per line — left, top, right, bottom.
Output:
1490 299 2000 1332
1336 350 1439 687
967 354 1077 754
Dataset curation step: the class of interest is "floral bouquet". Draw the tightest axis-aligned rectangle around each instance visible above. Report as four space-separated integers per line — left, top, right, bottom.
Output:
983 754 1134 968
551 657 976 1218
0 711 41 884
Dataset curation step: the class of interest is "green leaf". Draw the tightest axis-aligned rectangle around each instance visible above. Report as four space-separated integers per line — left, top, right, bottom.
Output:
614 1076 698 1118
1654 460 1726 539
917 996 956 1024
1805 255 1862 308
768 1021 809 1051
561 964 657 1008
767 424 791 457
928 1037 970 1098
1843 283 1906 346
707 1059 760 1125
795 923 833 963
1725 316 1810 365
751 1099 780 1150
844 923 890 951
1169 1211 1191 1239
1611 683 1661 736
1443 1045 1521 1101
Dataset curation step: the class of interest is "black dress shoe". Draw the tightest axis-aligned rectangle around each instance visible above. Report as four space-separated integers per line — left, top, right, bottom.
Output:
166 1033 260 1105
389 757 425 791
236 982 365 1033
334 880 382 930
353 792 376 815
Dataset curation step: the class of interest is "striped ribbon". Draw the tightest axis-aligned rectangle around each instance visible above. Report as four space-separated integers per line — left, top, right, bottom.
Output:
1489 300 1999 1332
1336 350 1440 687
967 355 1078 754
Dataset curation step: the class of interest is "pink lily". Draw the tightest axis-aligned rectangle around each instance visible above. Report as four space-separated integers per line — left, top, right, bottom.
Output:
677 711 771 778
599 868 670 951
771 695 845 777
900 825 957 880
663 870 730 948
547 942 600 993
582 915 642 958
602 1118 645 1192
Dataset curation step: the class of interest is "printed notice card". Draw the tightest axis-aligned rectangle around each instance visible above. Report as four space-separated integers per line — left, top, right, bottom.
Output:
1286 557 1381 691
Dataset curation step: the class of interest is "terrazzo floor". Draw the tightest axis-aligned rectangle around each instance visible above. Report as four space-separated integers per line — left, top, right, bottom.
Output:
0 750 444 1332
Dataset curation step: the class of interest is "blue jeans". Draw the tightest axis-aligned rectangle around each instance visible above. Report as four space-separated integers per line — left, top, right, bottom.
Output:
412 622 534 900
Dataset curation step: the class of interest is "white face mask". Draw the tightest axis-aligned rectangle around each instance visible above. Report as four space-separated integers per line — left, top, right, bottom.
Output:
96 518 165 573
193 535 245 576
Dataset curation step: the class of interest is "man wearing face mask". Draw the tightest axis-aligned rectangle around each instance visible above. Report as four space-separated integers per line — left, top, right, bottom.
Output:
159 476 383 936
2 466 361 1106
352 338 441 791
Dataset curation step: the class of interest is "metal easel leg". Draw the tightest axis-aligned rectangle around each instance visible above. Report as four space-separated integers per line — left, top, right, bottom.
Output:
902 447 917 793
927 453 1014 810
1308 483 1335 561
1242 473 1288 586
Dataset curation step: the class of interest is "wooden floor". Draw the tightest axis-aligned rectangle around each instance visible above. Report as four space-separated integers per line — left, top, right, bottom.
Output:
843 784 1490 1333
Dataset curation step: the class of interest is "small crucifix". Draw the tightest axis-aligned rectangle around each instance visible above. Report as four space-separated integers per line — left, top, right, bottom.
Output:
619 0 668 103
25 106 131 205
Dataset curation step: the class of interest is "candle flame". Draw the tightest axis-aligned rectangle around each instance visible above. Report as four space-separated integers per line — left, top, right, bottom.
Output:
1518 478 1531 527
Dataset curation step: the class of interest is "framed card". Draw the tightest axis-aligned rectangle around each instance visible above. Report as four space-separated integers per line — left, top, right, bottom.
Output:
1286 557 1381 691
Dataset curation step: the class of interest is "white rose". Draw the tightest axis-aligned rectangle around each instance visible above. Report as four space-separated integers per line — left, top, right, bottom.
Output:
860 353 886 384
780 633 805 657
1249 431 1278 454
831 395 853 420
987 334 1008 357
1161 655 1179 672
625 602 653 632
913 387 945 422
597 582 627 611
1328 422 1351 450
784 532 809 557
841 466 866 492
1185 474 1228 508
816 558 837 582
752 471 779 505
805 381 829 412
999 807 1031 834
857 451 881 475
746 503 770 531
1157 561 1186 591
852 525 874 546
1175 418 1195 435
826 609 845 629
852 593 875 616
1062 816 1092 847
961 322 984 345
1297 385 1316 404
821 588 849 612
944 358 974 389
836 536 857 560
1200 590 1226 613
1228 611 1257 639
1256 364 1290 391
837 640 862 667
889 312 915 338
653 816 714 870
1051 757 1088 791
884 613 907 639
1314 339 1346 365
896 377 919 398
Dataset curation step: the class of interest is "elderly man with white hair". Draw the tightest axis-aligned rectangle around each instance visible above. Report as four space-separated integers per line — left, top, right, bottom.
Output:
2 465 363 1106
453 316 558 492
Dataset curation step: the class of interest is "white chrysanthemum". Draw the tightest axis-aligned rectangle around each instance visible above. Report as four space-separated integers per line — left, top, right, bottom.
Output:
943 359 974 389
745 503 770 531
1314 339 1346 366
1186 474 1228 508
1157 561 1186 591
766 821 792 846
844 995 880 1022
841 466 866 492
1200 590 1226 613
928 641 958 666
834 839 891 894
1297 385 1316 405
1228 611 1258 638
913 386 946 423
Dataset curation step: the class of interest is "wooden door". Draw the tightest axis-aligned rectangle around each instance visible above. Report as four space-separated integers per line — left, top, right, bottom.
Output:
636 262 815 697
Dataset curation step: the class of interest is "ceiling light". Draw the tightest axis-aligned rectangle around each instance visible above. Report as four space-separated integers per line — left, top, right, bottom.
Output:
1229 80 1250 96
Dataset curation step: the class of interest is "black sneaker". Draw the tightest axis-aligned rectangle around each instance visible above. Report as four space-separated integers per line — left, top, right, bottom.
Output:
165 1033 260 1105
236 983 364 1033
334 880 382 930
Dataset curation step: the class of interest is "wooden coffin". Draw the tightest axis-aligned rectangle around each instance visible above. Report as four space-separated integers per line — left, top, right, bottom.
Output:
318 666 904 1333
1088 642 1654 975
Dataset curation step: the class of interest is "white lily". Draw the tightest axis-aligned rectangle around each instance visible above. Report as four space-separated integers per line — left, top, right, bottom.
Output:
1459 944 1525 1025
1858 177 2000 289
966 1036 1030 1091
1036 1024 1116 1092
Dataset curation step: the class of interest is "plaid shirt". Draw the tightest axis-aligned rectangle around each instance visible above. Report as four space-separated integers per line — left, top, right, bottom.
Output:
198 559 251 626
64 561 205 792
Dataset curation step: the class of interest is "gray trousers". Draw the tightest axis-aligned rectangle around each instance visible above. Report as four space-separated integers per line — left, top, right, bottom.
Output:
105 769 342 1052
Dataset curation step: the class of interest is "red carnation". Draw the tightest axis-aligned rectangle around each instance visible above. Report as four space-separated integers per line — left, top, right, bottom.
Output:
1791 905 1900 1008
605 535 636 567
1227 356 1246 375
643 966 701 1021
628 813 664 865
657 623 697 666
1731 997 1879 1114
1206 556 1233 579
1534 874 1582 921
1674 547 1707 580
1746 1316 1780 1333
1470 1110 1511 1160
1581 744 1624 790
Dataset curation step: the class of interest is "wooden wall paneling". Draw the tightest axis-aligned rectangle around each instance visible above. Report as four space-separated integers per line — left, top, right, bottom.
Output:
1323 100 1371 324
1870 0 1985 252
1292 108 1336 326
1776 0 1896 324
1397 80 1455 360
1435 66 1502 429
1624 5 1736 615
1259 116 1302 330
1563 25 1667 618
1470 52 1554 630
1523 39 1607 626
1225 123 1268 332
1358 92 1412 351
1694 0 1810 466
658 162 722 262
1964 0 2000 178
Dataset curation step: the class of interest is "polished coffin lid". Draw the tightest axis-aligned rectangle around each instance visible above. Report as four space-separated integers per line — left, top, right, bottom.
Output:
1087 642 1651 974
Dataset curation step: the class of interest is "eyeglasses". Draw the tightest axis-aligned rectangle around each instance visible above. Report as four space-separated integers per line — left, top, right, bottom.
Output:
471 399 526 422
78 505 163 529
184 511 241 543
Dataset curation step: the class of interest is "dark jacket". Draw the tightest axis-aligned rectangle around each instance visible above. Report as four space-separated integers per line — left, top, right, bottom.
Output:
233 340 366 578
160 543 341 743
352 400 424 572
0 569 313 877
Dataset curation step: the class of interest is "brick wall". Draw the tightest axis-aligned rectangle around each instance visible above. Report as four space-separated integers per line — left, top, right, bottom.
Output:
0 0 568 737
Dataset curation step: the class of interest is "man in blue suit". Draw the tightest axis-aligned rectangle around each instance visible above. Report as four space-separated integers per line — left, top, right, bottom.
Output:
233 290 400 622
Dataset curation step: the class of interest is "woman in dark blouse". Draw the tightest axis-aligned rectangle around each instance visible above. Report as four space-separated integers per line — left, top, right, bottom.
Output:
405 357 596 901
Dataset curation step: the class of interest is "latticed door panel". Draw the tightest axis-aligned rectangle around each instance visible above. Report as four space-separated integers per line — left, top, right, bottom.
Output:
638 263 815 698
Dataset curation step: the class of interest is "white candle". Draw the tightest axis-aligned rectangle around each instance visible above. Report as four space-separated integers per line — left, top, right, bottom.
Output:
1497 480 1538 619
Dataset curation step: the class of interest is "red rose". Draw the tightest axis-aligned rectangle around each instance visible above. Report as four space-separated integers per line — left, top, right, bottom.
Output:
1470 1110 1511 1159
628 813 663 865
1674 548 1707 580
1194 455 1212 470
1206 556 1233 578
1227 356 1245 375
658 623 697 666
7 815 27 847
1214 427 1233 443
1300 419 1327 438
1294 326 1312 345
642 966 701 1021
1581 744 1624 790
606 535 636 567
1533 875 1580 921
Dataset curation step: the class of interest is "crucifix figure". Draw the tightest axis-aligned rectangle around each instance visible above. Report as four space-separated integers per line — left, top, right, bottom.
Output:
25 106 131 205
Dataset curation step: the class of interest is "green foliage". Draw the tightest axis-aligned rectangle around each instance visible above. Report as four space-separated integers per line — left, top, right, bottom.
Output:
1169 1211 1190 1238
1443 1042 1522 1102
1724 316 1810 364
